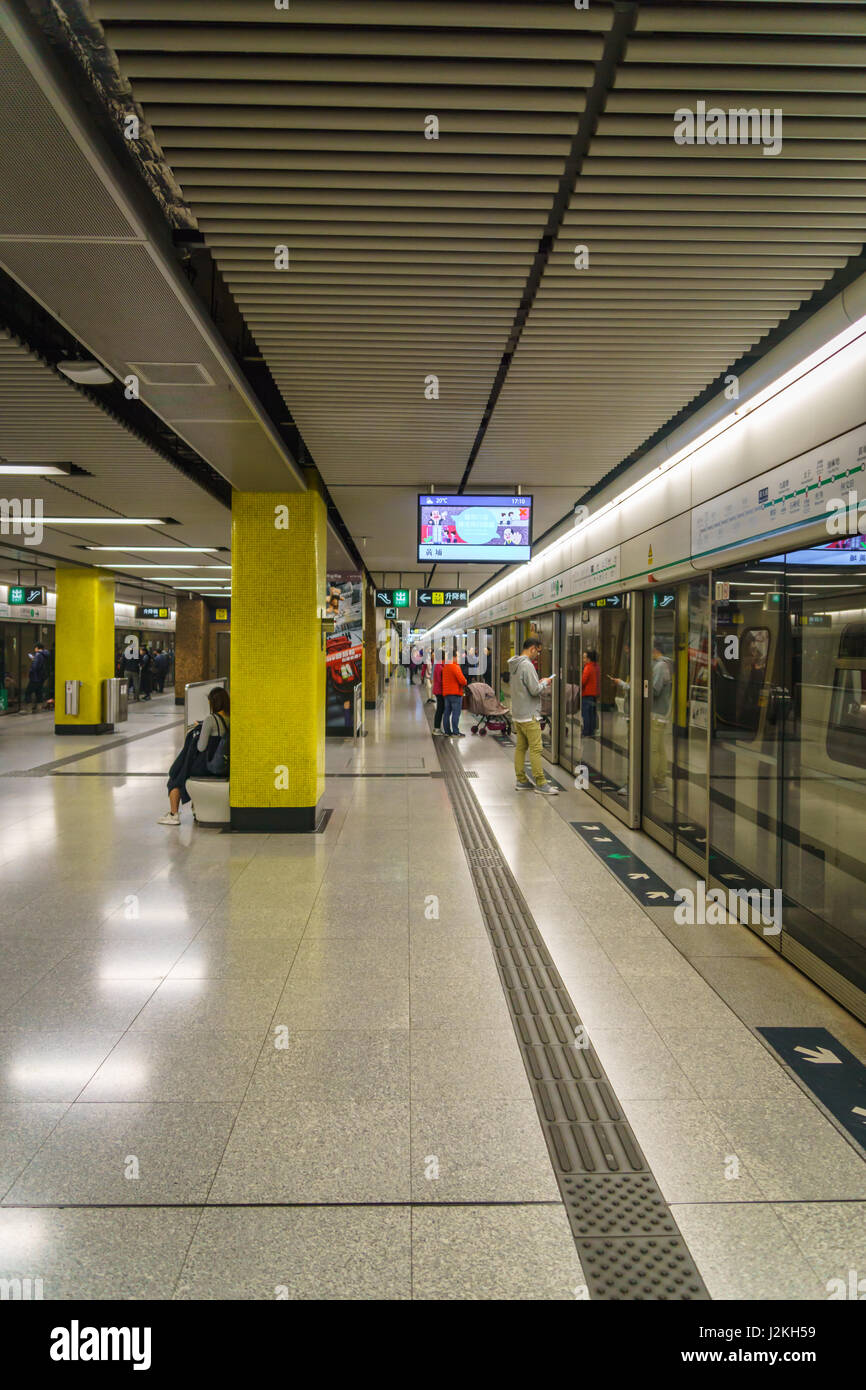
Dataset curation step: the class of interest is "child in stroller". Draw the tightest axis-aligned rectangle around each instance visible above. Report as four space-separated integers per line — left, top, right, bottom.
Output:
464 682 512 737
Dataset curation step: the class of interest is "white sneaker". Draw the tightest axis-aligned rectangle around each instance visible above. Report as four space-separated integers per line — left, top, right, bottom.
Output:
535 783 559 796
157 812 180 825
432 728 444 736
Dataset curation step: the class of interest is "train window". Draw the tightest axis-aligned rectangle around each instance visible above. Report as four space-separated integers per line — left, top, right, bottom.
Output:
838 623 866 660
827 667 866 768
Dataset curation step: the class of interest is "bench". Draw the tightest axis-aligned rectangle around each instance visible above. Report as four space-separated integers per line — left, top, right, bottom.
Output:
187 777 230 828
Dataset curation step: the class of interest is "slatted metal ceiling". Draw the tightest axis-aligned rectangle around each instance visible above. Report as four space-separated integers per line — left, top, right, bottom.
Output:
87 1 866 590
0 331 234 597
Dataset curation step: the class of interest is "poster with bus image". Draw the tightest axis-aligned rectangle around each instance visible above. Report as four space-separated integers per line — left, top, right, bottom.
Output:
325 571 363 734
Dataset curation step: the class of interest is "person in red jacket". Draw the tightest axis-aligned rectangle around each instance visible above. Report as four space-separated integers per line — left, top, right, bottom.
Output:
441 657 467 736
431 651 446 735
581 648 600 737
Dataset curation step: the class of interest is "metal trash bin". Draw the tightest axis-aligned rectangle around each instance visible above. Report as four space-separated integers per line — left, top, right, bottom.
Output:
103 677 129 726
64 679 81 716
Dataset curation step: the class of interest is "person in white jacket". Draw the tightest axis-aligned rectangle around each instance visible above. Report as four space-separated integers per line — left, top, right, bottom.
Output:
507 638 558 796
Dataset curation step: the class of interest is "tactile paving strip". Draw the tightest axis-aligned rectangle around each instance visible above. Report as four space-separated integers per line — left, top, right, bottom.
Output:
432 735 709 1300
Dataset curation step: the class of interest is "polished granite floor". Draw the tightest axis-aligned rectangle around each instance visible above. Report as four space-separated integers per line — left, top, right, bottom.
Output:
0 683 865 1299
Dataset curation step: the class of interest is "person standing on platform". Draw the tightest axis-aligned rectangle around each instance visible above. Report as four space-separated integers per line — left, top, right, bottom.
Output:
123 645 141 701
508 637 558 795
20 642 49 714
441 655 467 737
431 649 445 734
581 648 600 737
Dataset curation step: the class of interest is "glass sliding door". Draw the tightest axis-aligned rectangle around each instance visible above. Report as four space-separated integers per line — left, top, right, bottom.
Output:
642 579 710 870
526 610 556 754
576 595 634 819
708 557 785 909
560 607 583 770
778 544 866 995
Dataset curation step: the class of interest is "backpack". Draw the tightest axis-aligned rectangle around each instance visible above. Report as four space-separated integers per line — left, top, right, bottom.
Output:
206 714 229 777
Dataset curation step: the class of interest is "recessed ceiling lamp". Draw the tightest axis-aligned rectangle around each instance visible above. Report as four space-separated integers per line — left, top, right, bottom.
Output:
56 360 113 386
0 463 70 475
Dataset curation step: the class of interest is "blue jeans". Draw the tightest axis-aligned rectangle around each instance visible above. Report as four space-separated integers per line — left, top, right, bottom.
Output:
582 695 597 737
443 694 462 735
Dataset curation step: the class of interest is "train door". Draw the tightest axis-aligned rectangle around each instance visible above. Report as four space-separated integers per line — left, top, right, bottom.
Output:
577 594 634 820
641 580 710 873
708 558 785 922
559 607 582 771
525 610 557 758
2 623 22 710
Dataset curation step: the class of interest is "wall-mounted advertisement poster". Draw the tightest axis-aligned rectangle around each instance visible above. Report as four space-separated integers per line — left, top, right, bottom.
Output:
325 572 363 735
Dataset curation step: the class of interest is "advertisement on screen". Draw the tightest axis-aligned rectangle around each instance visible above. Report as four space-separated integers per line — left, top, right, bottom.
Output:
418 494 533 563
325 572 363 734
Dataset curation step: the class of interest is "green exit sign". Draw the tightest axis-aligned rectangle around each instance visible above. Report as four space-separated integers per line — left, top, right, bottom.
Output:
393 589 409 607
8 586 44 605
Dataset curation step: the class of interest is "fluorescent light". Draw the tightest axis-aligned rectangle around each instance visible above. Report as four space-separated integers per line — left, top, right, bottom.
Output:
41 517 164 525
95 564 200 570
85 546 218 553
0 464 69 475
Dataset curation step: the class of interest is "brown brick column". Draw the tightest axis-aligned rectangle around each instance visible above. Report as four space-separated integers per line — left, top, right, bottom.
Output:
364 583 383 709
174 596 208 704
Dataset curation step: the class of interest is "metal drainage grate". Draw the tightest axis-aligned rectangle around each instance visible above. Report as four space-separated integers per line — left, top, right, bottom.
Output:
432 735 708 1301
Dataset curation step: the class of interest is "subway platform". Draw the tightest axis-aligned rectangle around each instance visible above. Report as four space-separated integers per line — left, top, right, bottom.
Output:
1 681 865 1302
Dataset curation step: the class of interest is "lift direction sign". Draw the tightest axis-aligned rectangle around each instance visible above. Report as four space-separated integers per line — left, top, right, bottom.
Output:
570 822 676 907
417 589 468 607
758 1027 866 1150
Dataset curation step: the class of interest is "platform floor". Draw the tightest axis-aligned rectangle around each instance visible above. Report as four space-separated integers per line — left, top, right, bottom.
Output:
1 683 865 1299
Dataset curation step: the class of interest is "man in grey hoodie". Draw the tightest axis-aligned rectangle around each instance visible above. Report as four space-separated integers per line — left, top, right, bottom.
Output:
507 637 558 796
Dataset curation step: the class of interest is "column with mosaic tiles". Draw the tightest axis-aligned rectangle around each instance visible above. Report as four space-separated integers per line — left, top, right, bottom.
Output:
230 489 327 832
54 567 116 735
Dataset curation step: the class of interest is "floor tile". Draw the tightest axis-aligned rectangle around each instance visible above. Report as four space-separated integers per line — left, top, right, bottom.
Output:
672 1203 828 1301
175 1206 411 1300
4 1102 239 1205
79 1030 267 1103
0 1103 68 1198
0 1206 201 1299
411 1205 582 1300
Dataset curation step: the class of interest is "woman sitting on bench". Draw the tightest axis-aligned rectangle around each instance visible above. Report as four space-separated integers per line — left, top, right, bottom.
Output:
158 687 230 827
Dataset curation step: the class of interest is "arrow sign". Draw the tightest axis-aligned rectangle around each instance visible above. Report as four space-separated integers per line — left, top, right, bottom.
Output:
761 1028 866 1152
570 822 677 909
794 1045 841 1065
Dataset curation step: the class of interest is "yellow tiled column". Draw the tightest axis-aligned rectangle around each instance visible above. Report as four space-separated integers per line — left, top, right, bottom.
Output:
230 490 327 832
54 567 116 735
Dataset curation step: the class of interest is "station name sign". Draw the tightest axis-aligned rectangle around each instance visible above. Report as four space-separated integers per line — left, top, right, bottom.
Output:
137 605 169 620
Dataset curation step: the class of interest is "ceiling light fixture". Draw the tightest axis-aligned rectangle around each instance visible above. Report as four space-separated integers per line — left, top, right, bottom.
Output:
0 464 70 476
40 517 166 525
56 360 113 386
84 546 219 553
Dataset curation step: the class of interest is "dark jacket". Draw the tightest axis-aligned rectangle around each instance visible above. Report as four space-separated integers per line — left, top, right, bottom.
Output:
29 650 48 682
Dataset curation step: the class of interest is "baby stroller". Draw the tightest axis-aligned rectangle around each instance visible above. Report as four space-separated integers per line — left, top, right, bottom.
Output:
464 682 512 737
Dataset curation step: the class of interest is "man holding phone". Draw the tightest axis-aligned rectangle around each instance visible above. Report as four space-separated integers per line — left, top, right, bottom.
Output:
507 637 558 796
